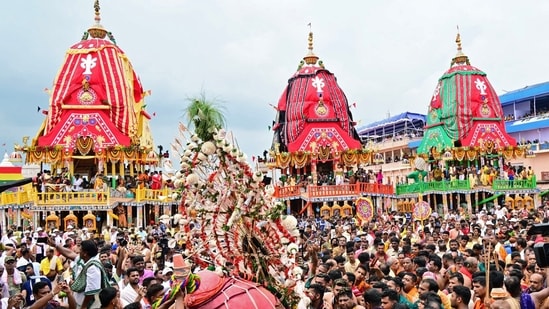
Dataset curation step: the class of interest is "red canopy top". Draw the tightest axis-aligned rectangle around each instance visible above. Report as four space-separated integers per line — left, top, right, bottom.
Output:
272 32 361 153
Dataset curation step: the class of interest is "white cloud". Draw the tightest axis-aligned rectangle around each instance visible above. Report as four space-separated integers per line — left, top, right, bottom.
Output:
2 0 549 165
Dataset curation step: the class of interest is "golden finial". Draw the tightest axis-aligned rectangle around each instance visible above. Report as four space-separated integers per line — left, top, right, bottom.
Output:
451 26 470 66
303 22 319 65
88 0 107 39
94 0 101 24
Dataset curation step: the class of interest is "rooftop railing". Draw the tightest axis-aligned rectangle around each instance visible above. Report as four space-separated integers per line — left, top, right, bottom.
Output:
0 187 180 207
273 182 394 200
396 180 470 195
492 176 537 190
396 177 538 195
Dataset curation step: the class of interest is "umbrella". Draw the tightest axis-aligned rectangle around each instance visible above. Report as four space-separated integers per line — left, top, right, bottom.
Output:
0 178 33 193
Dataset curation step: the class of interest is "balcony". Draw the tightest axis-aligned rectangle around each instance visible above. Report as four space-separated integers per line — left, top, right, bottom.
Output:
368 136 422 151
273 182 395 201
396 177 538 195
492 177 537 190
396 180 470 195
0 187 179 208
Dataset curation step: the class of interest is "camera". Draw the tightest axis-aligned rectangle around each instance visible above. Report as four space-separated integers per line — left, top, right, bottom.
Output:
117 236 128 247
159 235 169 249
528 223 549 267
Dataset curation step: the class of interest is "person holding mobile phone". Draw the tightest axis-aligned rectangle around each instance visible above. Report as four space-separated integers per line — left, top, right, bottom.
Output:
20 262 52 306
25 281 77 309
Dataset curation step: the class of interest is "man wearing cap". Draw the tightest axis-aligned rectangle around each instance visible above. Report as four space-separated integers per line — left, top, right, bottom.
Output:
54 229 64 247
64 225 75 241
16 248 33 272
20 262 51 306
2 255 27 296
484 220 495 236
81 228 89 241
495 205 508 221
21 230 32 244
160 268 173 291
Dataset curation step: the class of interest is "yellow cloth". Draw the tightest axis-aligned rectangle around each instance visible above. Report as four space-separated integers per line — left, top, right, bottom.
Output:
405 287 419 303
494 243 507 262
40 256 63 276
438 290 452 309
95 177 104 190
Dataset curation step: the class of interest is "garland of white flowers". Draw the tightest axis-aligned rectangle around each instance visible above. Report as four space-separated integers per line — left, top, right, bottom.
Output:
168 123 301 306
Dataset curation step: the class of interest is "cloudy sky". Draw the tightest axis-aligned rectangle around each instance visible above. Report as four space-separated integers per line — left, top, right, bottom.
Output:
2 1 549 166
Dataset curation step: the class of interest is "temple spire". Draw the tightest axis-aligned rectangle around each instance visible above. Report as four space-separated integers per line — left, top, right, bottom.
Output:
88 0 107 39
303 23 319 65
451 26 470 66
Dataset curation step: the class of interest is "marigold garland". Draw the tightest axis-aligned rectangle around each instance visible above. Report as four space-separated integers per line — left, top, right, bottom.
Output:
341 151 357 166
466 149 477 161
291 151 308 168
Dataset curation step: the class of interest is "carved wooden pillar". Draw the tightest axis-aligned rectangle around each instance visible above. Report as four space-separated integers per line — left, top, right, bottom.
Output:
443 193 448 215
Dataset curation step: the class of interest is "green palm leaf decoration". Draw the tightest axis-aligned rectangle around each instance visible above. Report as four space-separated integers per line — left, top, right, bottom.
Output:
184 92 226 142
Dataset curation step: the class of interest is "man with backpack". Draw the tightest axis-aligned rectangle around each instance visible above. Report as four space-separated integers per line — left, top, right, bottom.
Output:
52 240 109 309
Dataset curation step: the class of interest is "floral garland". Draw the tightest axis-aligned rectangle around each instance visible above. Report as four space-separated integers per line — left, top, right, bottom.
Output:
124 148 136 161
168 127 301 308
76 137 94 156
466 149 477 161
46 148 62 163
503 148 514 160
291 151 308 168
318 146 331 161
454 148 466 161
341 151 357 166
108 148 123 162
276 152 291 168
359 151 371 164
29 150 44 164
514 147 524 158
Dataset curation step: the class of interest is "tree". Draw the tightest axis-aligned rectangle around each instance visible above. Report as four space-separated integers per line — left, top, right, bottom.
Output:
184 92 226 142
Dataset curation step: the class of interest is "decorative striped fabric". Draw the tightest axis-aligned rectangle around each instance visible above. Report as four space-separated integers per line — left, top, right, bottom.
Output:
281 68 353 144
428 65 505 142
46 38 142 141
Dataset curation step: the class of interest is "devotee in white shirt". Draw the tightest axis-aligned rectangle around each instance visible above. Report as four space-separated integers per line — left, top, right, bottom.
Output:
494 205 508 220
121 267 145 307
72 174 84 192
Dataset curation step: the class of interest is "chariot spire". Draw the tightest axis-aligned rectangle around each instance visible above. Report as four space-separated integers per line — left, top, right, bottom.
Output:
451 26 470 66
88 0 107 39
303 23 319 65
